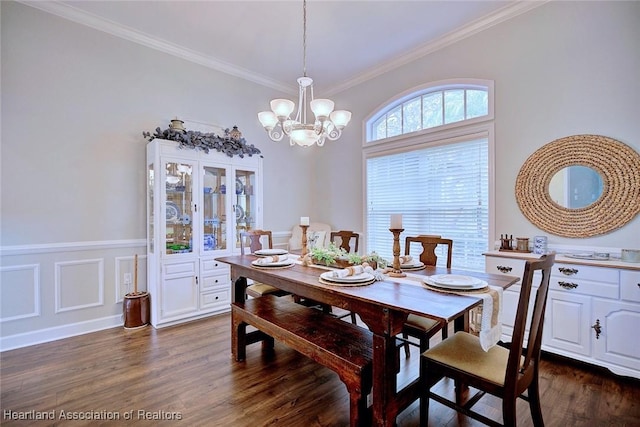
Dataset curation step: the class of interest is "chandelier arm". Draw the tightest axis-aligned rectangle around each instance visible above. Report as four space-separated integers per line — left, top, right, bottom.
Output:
266 125 286 142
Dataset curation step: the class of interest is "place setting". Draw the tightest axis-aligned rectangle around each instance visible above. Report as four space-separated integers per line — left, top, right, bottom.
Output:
318 265 381 287
421 274 489 293
251 252 295 269
398 255 425 271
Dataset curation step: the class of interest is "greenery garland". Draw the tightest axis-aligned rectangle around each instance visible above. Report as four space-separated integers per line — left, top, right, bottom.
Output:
143 127 262 158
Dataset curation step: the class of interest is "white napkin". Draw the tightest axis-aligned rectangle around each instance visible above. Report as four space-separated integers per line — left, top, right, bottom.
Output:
468 286 503 351
328 265 366 278
399 255 413 264
254 254 289 265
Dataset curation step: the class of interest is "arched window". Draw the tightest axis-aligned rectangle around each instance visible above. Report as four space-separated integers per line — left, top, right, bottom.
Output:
366 80 492 143
364 79 494 271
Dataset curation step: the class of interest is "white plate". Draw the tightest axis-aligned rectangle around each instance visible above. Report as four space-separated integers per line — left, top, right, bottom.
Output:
423 277 488 291
401 262 425 269
251 259 294 267
254 249 289 256
320 271 375 283
166 201 180 222
428 274 482 288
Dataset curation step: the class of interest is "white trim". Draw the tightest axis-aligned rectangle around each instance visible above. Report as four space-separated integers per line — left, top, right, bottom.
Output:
0 315 122 352
326 2 546 96
0 239 146 256
54 259 105 313
363 79 494 145
19 1 546 96
0 264 41 322
19 0 295 95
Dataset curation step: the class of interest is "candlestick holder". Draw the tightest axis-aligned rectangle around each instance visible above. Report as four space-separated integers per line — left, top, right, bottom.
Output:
388 228 406 277
300 224 310 258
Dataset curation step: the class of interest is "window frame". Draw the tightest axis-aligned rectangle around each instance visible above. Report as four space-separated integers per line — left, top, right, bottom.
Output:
361 79 495 271
363 79 494 147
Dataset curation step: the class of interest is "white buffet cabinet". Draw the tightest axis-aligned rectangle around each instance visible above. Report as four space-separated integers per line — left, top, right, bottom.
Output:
147 139 263 327
485 250 640 379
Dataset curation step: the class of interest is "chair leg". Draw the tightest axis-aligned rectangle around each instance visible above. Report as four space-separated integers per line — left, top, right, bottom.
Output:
349 312 357 324
402 331 411 358
528 374 545 427
502 398 517 427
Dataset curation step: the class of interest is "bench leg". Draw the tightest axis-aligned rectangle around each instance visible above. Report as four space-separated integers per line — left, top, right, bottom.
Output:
231 309 247 362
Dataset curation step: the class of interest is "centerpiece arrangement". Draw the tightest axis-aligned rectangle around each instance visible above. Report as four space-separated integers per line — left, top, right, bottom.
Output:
307 243 389 270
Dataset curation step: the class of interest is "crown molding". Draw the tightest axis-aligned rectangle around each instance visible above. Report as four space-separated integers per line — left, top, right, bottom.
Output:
19 0 295 95
325 1 549 96
20 0 547 96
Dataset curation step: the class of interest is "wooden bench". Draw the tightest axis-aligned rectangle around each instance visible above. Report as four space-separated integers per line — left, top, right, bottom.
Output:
231 295 373 427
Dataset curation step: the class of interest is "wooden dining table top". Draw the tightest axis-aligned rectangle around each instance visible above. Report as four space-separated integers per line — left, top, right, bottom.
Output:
217 254 519 325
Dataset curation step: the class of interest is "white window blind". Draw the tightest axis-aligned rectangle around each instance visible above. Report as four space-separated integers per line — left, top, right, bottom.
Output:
366 138 488 271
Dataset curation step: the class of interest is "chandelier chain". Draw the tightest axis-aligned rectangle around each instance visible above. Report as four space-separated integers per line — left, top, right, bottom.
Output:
302 0 307 77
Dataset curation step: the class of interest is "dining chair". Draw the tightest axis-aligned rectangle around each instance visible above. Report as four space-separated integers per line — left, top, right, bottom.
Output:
240 230 289 298
288 222 332 251
330 230 360 253
401 235 454 357
419 253 556 427
329 230 361 324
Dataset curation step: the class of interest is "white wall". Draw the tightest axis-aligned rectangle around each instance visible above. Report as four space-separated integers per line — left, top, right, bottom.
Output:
2 1 639 348
0 1 308 347
317 1 640 250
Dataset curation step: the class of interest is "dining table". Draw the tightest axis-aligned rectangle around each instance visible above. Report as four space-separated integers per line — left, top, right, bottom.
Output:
217 254 519 426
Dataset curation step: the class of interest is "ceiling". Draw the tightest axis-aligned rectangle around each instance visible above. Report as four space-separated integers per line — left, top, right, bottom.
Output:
24 1 544 95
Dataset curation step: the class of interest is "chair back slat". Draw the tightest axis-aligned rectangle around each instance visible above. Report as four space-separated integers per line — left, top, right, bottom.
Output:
404 235 453 268
240 230 273 255
330 230 360 253
505 253 555 393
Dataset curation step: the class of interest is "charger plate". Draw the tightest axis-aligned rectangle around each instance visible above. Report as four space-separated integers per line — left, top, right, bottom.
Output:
422 276 488 292
318 277 375 287
255 249 289 256
401 262 425 271
251 262 295 270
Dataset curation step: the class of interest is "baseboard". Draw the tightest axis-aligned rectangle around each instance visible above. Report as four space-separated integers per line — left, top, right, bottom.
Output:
0 314 122 352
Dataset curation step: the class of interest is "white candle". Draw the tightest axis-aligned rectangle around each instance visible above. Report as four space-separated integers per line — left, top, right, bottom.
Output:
390 214 403 229
300 216 310 226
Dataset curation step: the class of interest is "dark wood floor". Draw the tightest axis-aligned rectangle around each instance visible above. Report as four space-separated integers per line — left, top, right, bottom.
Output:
2 309 639 427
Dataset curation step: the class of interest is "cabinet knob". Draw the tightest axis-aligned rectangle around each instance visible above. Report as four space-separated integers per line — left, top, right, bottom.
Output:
558 267 578 276
591 319 602 340
496 265 512 273
558 281 578 290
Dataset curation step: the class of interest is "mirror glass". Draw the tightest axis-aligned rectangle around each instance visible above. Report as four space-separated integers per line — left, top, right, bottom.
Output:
548 166 604 209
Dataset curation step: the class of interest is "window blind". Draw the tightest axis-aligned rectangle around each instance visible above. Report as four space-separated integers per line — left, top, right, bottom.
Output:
366 138 488 271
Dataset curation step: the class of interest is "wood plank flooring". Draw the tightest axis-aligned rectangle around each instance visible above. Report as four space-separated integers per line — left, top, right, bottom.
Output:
1 310 639 426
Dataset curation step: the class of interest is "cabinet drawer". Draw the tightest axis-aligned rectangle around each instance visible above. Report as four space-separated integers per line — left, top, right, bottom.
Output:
552 263 618 283
163 260 197 277
201 258 229 275
201 273 229 290
485 256 525 279
549 276 618 299
200 288 230 309
621 270 640 303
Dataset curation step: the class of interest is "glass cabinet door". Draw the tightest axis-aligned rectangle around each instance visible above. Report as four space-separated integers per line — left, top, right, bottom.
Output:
202 165 227 252
165 161 194 255
234 169 257 250
148 163 155 254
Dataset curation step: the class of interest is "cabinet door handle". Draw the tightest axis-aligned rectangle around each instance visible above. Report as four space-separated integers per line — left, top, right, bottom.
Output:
558 267 578 276
496 265 512 273
591 319 601 340
558 281 578 290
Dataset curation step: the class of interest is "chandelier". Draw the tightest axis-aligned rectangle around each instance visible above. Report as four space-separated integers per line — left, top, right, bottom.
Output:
257 0 351 147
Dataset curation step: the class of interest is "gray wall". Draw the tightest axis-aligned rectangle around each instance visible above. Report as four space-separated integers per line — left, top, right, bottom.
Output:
2 1 639 348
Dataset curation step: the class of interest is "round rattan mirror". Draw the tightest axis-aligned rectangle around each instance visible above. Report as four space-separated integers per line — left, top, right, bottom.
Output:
515 135 640 238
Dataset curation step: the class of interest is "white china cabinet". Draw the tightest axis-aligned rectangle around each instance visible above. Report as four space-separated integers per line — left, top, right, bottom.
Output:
147 139 262 327
485 251 640 379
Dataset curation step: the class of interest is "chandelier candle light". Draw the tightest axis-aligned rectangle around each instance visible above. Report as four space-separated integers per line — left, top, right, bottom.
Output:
257 0 351 147
388 214 406 278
